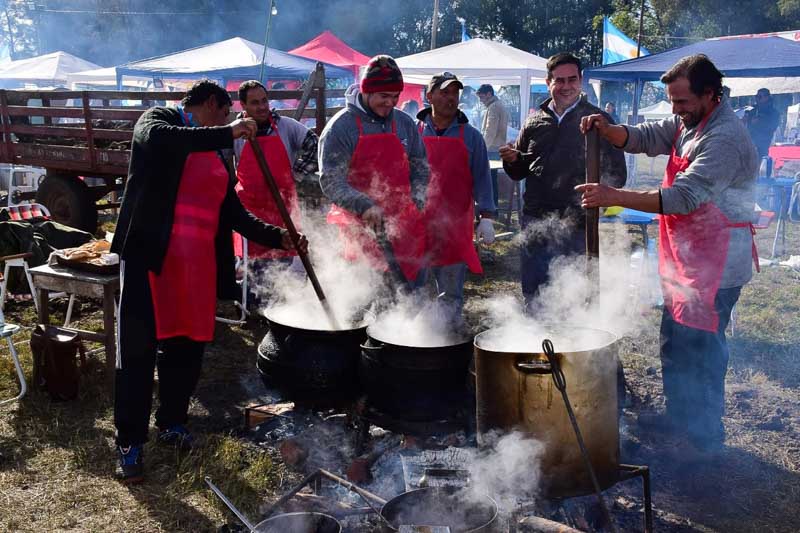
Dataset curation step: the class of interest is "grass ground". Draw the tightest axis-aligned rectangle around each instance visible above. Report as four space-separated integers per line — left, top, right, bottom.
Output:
0 190 798 531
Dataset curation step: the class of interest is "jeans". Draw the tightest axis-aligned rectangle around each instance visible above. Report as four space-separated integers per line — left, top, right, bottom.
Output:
414 263 468 323
659 286 742 448
520 214 585 306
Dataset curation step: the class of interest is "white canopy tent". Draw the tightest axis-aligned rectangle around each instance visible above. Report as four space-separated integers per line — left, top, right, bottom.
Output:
0 51 100 88
66 67 151 89
637 100 672 121
724 77 800 97
115 37 353 86
394 38 549 126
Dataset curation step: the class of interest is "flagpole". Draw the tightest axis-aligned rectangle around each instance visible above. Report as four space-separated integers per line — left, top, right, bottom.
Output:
631 0 646 125
636 0 645 57
630 0 646 186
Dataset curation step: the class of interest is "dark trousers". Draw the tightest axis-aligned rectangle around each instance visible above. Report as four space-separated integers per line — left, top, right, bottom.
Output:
520 214 585 305
659 286 741 447
488 150 500 207
114 260 206 447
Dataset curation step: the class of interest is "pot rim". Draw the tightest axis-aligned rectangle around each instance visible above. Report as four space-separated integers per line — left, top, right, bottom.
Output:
380 486 499 533
264 309 368 334
366 325 474 349
473 323 618 354
257 511 342 532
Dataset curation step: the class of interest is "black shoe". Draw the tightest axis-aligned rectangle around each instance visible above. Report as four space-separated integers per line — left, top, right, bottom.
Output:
157 425 194 451
116 445 144 484
637 411 685 433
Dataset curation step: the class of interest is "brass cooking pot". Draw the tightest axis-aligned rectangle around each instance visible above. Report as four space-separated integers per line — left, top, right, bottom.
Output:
474 325 619 499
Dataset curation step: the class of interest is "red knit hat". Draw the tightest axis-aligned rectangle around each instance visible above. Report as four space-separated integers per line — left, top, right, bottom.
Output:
360 55 404 94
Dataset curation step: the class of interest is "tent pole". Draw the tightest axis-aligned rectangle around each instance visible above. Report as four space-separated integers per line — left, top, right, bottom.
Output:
629 79 642 185
520 72 531 130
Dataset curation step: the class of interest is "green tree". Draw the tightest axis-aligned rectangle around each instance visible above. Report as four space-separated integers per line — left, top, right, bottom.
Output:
1 0 38 60
454 0 616 65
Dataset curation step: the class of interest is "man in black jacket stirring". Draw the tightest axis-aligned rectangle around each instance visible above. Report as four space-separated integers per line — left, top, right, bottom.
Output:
500 53 626 306
111 80 308 483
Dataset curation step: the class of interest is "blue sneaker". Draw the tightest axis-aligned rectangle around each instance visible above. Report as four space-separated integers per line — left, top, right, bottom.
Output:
157 425 194 451
116 445 144 483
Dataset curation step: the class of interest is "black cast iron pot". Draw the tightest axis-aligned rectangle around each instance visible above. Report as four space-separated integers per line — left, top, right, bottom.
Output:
257 310 367 405
359 325 473 421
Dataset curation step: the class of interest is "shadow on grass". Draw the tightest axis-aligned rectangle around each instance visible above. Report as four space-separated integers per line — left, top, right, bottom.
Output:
627 431 800 533
1 355 114 477
191 319 270 436
729 337 800 389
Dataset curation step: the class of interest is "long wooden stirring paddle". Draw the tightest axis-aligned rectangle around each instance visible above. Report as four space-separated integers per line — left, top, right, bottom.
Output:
247 138 341 329
585 128 601 304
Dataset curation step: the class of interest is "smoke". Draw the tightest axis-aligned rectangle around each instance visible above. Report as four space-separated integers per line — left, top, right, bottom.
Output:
255 207 386 330
480 214 654 345
464 430 545 511
367 292 467 347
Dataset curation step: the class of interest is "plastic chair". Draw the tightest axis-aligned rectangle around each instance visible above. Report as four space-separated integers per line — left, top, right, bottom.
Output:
0 203 76 325
216 235 249 325
0 306 26 405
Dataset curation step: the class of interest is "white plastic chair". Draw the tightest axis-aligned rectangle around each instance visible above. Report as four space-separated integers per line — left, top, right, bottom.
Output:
0 305 26 405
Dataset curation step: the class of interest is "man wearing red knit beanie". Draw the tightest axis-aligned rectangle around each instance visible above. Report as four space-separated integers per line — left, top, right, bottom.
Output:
320 55 429 288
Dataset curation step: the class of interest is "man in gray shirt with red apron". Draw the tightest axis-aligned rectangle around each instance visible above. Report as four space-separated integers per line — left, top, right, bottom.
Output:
577 55 759 454
320 55 428 288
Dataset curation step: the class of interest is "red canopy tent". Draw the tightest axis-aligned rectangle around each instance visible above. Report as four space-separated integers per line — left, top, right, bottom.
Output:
290 31 424 105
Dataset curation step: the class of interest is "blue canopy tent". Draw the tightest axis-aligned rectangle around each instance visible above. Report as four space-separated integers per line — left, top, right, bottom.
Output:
585 36 800 183
585 36 800 81
114 37 354 87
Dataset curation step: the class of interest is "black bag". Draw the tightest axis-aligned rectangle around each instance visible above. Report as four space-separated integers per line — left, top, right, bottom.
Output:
30 325 87 401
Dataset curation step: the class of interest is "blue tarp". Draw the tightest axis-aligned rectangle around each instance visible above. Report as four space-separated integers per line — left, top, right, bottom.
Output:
114 37 353 86
586 36 800 81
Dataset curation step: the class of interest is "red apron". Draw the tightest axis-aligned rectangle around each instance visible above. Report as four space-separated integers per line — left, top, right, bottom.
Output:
659 111 759 333
148 151 229 341
420 124 482 273
326 116 425 281
235 115 299 259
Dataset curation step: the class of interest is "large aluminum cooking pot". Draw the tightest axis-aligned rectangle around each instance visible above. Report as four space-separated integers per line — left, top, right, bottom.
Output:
379 487 499 532
474 325 619 499
206 477 341 533
255 512 341 533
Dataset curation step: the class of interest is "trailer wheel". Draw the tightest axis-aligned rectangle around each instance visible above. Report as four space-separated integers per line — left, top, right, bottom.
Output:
36 174 98 233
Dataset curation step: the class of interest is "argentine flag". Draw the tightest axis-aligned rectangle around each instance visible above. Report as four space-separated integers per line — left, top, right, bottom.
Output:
603 17 649 65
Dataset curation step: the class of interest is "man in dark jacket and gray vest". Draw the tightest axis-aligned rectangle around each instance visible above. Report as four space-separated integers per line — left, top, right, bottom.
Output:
500 52 627 305
111 80 308 483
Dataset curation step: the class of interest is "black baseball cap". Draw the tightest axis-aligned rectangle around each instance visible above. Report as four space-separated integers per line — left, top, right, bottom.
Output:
427 72 464 93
